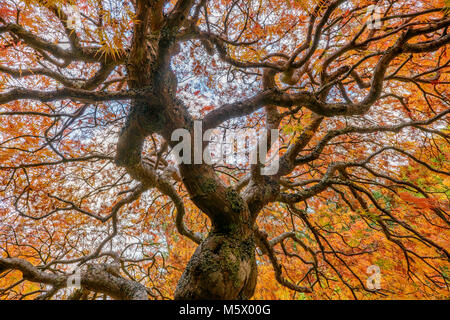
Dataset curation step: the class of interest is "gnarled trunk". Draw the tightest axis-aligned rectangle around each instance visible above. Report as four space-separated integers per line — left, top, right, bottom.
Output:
174 232 257 300
172 165 259 300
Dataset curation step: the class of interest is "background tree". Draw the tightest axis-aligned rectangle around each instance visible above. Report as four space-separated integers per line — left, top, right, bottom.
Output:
0 0 449 300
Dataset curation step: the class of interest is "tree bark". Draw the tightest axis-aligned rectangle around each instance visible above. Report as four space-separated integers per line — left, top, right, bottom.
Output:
172 165 259 300
174 231 257 300
115 3 264 299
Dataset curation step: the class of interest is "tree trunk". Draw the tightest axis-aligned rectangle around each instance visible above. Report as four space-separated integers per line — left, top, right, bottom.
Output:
174 231 257 300
173 164 259 300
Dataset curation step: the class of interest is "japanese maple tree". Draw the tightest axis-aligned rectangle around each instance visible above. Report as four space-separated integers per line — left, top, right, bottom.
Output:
0 0 449 300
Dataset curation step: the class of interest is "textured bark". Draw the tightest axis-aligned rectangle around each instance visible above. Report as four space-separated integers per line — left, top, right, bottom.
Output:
174 232 257 300
0 258 148 300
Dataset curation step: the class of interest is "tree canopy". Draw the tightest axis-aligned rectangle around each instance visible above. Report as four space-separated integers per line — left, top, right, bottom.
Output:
0 0 449 300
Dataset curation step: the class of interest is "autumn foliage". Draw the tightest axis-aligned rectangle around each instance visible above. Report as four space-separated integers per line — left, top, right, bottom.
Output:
0 0 449 300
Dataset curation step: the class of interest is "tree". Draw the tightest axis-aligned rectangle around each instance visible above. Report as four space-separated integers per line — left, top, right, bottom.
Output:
0 0 449 300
